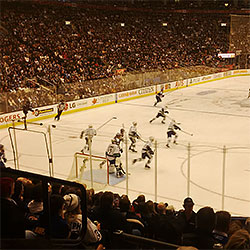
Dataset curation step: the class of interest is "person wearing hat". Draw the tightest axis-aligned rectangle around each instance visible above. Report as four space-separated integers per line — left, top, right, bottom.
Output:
64 193 102 246
176 197 196 234
0 144 7 168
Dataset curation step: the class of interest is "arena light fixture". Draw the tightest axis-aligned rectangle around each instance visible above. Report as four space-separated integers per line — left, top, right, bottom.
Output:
121 23 125 27
162 23 168 26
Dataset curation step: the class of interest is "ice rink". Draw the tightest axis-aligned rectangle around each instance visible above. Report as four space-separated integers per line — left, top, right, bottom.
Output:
1 75 250 216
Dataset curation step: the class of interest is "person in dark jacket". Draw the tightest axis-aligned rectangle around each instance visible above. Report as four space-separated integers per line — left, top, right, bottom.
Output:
0 177 25 238
182 206 216 249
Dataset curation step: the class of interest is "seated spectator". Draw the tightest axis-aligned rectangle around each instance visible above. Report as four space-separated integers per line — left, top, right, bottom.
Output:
228 220 243 238
212 210 231 247
50 194 70 239
224 229 250 249
176 197 196 234
153 202 180 244
0 177 25 238
90 191 128 233
26 183 44 229
64 193 102 247
182 206 216 249
12 180 28 213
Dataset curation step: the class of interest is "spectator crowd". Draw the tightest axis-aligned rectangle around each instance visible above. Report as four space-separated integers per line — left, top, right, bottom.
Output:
0 1 232 112
1 175 250 249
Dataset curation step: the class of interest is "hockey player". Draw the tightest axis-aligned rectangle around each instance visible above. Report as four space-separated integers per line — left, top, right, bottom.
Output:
154 87 164 106
80 125 97 152
132 137 154 169
54 100 65 121
0 144 7 168
149 106 169 124
114 129 125 152
22 98 34 129
128 122 140 153
106 139 125 177
166 120 181 148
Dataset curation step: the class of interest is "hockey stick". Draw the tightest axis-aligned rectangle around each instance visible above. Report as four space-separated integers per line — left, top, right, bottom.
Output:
180 129 193 136
96 117 117 131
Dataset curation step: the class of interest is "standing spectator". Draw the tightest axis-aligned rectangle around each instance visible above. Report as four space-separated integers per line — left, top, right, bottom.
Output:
54 100 65 121
176 197 196 234
0 177 25 238
0 144 7 168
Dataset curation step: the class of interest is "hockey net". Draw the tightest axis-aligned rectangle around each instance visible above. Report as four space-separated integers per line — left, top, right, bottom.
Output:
68 152 109 190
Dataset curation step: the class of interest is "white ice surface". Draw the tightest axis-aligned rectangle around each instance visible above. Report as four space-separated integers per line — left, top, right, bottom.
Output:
1 76 250 216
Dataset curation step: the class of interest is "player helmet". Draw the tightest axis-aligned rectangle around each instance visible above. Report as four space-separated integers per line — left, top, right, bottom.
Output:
88 124 93 128
116 133 122 138
0 144 4 150
132 122 137 126
149 136 154 142
120 128 125 134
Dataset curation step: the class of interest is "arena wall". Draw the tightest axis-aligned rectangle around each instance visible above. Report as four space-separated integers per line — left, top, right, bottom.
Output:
0 69 249 129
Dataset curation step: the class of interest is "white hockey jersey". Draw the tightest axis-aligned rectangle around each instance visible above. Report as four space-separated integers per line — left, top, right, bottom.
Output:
84 128 97 139
129 125 139 138
142 141 154 155
106 143 121 161
168 121 181 132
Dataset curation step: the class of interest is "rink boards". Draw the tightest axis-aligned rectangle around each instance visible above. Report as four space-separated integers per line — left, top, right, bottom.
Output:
1 69 249 129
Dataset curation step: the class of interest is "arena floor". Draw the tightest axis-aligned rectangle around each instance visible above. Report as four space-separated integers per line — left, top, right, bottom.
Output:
1 75 250 216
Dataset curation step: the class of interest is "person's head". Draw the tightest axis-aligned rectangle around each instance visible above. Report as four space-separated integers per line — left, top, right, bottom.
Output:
224 229 250 249
0 177 15 198
157 202 166 215
100 191 114 210
64 193 81 214
228 220 243 237
50 194 65 216
196 206 216 233
183 197 194 213
214 210 231 234
13 180 24 199
137 194 145 203
31 183 43 202
119 196 131 212
146 200 157 215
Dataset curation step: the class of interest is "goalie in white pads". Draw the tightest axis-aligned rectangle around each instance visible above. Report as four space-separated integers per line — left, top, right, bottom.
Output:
132 137 154 169
80 125 97 152
106 139 125 178
166 120 181 148
149 106 169 124
128 122 140 153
